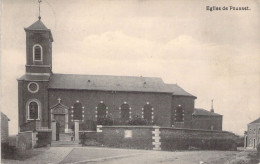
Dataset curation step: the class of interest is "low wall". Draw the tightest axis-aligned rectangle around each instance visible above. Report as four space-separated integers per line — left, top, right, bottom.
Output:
97 126 238 151
36 131 52 147
97 126 156 150
17 130 52 150
17 131 34 150
160 128 237 151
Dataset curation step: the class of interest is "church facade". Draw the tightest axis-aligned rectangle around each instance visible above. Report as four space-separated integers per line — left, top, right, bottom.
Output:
18 19 222 136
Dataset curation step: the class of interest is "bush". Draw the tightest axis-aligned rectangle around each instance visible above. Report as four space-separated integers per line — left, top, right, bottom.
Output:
257 143 260 155
129 115 148 125
1 142 16 159
97 117 113 125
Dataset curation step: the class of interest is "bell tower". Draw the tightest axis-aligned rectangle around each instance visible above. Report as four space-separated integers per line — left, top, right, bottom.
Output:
17 1 54 130
24 18 53 74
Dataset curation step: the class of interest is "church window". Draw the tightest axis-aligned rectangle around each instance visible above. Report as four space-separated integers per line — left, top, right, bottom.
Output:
26 99 41 120
73 102 82 120
121 104 130 121
143 104 152 122
175 105 184 122
97 103 107 119
33 44 42 61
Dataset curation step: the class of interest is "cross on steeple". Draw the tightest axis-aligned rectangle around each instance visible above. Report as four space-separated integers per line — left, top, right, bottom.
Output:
38 0 42 20
58 98 61 103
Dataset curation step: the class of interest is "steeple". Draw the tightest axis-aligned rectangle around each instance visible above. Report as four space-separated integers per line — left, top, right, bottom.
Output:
23 0 53 74
210 99 214 113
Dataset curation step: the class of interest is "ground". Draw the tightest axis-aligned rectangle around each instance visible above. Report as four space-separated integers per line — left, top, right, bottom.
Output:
2 147 259 164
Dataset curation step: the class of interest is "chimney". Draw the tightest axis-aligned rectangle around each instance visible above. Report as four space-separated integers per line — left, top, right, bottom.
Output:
210 99 214 113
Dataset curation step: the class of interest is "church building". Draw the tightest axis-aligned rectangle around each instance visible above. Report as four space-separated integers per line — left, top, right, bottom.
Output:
17 18 223 139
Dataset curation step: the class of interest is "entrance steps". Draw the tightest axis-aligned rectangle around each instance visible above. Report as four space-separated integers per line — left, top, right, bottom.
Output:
51 133 81 147
59 133 72 141
51 140 81 147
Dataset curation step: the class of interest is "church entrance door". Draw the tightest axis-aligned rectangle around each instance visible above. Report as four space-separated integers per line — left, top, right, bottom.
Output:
54 114 65 133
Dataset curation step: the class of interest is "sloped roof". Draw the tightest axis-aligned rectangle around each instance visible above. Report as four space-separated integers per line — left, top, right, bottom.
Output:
1 112 10 121
48 73 172 93
193 108 222 116
24 19 53 41
26 20 49 30
249 117 260 124
166 84 196 98
17 74 50 81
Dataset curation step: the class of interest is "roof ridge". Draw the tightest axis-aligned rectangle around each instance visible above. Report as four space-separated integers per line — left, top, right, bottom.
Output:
53 73 162 79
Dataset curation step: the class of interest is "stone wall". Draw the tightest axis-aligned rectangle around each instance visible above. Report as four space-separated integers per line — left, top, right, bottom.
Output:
97 126 238 151
17 131 34 150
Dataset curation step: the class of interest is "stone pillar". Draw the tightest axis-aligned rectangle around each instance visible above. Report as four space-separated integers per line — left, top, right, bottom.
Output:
74 120 79 142
244 135 247 148
152 126 161 151
65 112 69 133
51 121 56 141
97 125 103 132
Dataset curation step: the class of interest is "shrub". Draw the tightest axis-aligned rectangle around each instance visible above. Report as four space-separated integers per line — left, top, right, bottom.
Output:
97 117 113 125
257 143 260 155
129 115 148 125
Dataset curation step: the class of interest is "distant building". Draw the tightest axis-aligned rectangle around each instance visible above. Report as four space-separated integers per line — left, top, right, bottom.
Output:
1 112 10 144
192 108 222 130
245 117 260 149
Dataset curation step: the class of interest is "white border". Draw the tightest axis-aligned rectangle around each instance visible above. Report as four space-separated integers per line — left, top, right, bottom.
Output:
26 99 41 121
33 44 43 62
27 82 39 93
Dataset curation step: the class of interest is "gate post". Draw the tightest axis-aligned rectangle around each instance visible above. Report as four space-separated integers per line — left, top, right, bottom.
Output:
152 126 161 151
51 121 56 141
74 120 79 142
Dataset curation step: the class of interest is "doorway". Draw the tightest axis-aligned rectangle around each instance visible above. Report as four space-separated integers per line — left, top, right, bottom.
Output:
54 114 65 133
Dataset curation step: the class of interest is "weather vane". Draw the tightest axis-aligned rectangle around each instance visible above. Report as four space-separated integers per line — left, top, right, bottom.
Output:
38 0 42 20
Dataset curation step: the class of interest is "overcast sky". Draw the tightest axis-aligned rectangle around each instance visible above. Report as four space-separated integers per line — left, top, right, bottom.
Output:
1 0 259 135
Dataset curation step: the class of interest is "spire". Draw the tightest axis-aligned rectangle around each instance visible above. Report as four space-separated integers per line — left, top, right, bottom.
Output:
38 0 42 20
210 99 214 113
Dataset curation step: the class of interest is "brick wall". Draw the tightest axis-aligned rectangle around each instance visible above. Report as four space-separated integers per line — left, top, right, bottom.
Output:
1 113 9 143
171 96 195 128
192 115 222 130
48 90 172 128
18 80 49 128
96 126 238 151
96 126 154 150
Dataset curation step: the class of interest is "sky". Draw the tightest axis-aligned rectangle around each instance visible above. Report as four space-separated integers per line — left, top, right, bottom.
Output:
1 0 259 135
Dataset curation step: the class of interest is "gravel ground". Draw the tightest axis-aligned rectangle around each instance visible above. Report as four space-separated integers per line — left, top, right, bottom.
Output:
2 147 259 164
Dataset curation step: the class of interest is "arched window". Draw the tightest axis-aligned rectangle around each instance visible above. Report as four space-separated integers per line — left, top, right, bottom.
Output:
33 44 42 61
97 103 106 119
26 99 41 120
143 104 152 122
175 105 184 122
121 104 130 121
73 102 82 120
